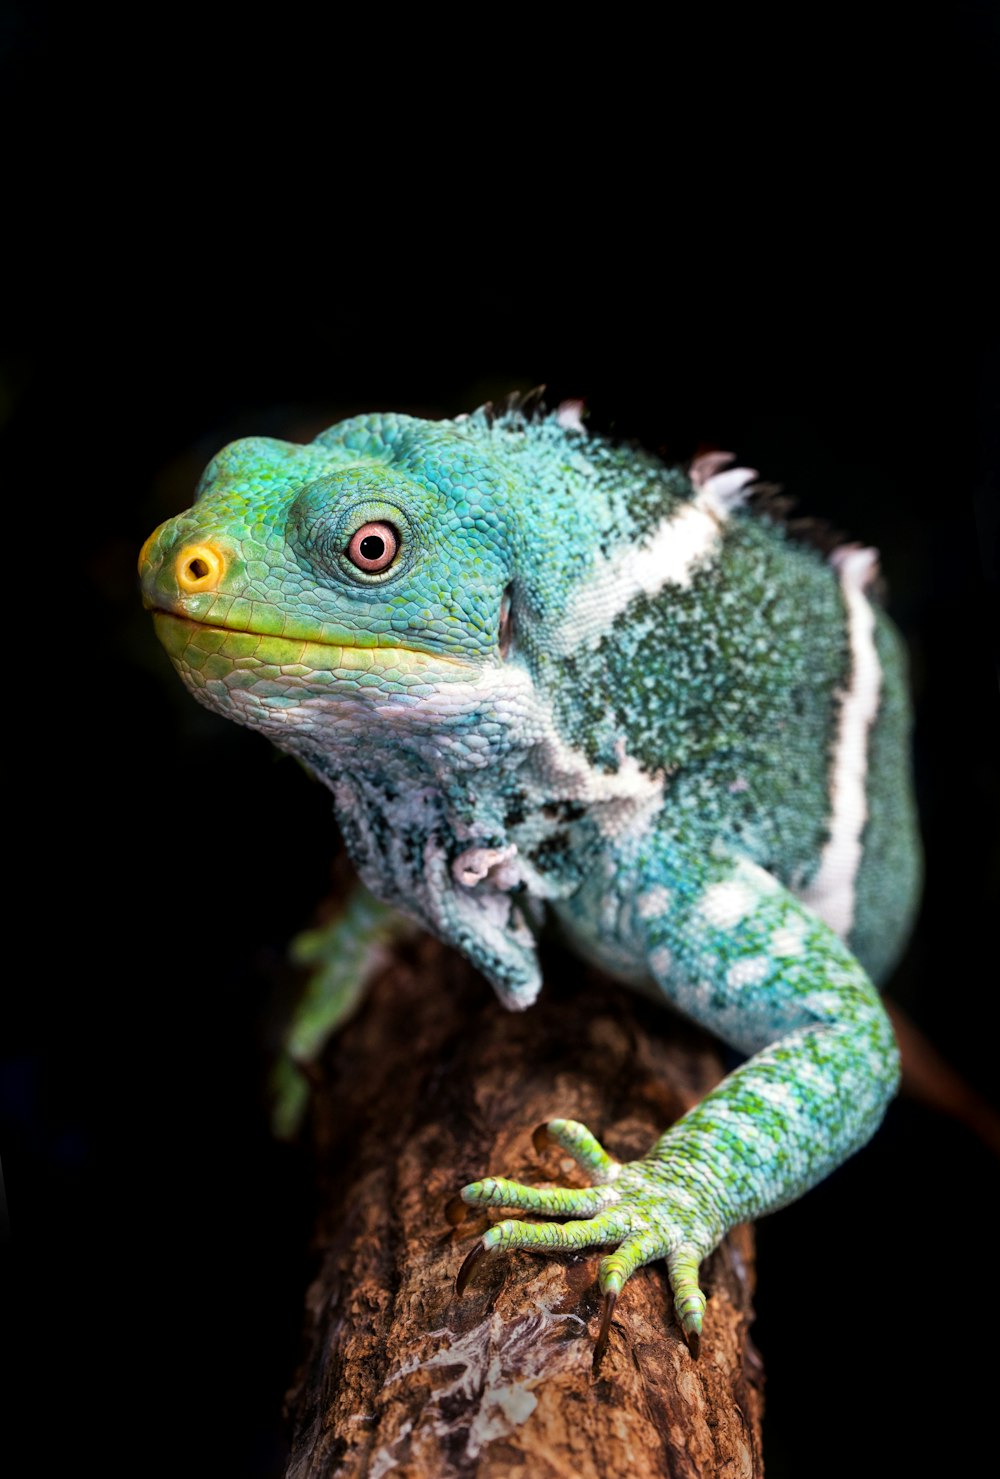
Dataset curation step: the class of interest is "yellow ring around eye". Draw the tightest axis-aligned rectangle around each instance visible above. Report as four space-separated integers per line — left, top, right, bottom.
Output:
176 542 227 592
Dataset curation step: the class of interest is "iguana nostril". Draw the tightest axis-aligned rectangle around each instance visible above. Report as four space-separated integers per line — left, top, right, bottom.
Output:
175 542 226 591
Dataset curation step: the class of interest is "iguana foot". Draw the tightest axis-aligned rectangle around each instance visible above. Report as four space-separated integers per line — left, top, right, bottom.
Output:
452 1118 712 1363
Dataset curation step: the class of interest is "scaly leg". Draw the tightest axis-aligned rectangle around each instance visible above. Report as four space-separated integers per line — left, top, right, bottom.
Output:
455 837 899 1364
271 880 416 1137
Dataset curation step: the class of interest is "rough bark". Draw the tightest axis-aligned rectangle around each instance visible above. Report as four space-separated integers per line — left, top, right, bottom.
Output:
284 933 765 1478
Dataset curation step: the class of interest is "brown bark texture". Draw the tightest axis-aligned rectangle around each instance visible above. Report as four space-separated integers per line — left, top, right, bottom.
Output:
284 933 765 1479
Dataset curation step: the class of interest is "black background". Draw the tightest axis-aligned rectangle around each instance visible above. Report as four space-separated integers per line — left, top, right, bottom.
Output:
4 6 998 1475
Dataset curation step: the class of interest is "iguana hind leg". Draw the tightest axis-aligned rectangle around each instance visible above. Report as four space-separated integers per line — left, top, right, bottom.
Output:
271 880 417 1137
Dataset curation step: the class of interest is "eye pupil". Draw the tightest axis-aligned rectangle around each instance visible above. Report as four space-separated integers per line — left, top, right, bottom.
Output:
347 521 399 573
359 534 385 560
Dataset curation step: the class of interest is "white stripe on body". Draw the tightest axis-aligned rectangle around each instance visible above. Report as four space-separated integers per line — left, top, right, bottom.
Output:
550 456 757 655
798 545 883 939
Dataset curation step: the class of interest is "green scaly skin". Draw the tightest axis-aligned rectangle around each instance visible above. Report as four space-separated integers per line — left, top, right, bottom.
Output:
139 395 920 1361
271 881 413 1139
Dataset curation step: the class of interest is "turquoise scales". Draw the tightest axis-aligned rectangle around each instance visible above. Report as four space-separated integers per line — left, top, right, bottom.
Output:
139 394 922 1361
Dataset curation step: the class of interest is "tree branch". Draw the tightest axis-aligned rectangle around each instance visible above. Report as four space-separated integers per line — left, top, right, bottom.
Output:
284 935 764 1478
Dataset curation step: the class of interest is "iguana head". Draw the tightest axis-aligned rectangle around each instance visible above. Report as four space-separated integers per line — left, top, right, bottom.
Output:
138 412 532 756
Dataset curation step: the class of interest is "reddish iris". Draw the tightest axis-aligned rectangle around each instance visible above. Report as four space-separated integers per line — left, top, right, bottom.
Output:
347 522 398 572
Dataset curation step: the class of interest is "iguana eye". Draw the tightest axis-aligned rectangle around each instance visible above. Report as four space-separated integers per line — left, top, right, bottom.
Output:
346 521 399 573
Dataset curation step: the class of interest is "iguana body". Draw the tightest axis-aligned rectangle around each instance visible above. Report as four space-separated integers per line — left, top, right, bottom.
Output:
139 395 921 1357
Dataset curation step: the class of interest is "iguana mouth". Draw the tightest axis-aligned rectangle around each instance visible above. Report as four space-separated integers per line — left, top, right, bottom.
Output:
151 611 480 675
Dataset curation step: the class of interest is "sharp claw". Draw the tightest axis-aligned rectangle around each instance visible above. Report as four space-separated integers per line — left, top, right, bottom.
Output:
532 1123 552 1154
445 1194 468 1226
456 1240 491 1296
592 1289 618 1373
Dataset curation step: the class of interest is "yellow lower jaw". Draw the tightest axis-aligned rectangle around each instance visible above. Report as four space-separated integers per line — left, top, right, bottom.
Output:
152 612 479 679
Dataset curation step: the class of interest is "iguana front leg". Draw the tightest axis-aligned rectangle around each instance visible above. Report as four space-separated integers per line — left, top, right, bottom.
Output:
454 838 899 1362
